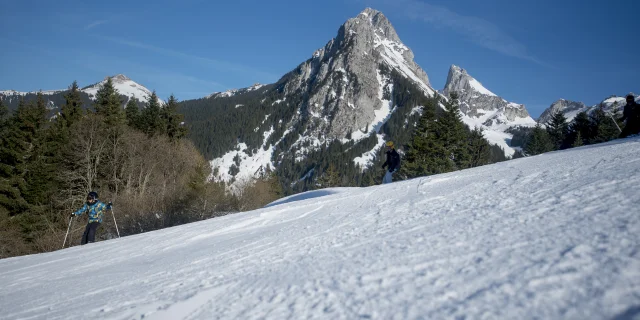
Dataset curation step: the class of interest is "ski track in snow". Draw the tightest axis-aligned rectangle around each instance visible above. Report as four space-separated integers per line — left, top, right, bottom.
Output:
1 138 640 319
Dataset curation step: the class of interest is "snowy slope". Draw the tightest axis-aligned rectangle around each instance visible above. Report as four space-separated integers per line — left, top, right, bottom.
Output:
2 137 640 319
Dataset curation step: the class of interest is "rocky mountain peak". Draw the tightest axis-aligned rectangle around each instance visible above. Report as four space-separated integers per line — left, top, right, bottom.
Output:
280 8 434 140
347 8 401 43
111 74 131 82
442 64 534 131
444 65 496 98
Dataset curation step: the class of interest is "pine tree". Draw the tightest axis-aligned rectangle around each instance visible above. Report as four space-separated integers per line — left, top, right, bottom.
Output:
0 99 8 126
467 127 491 167
50 81 84 152
140 91 163 137
572 131 584 147
588 108 619 144
0 95 51 213
565 112 591 147
22 93 56 205
60 81 83 128
437 92 470 170
401 97 450 178
524 124 554 156
125 99 141 130
0 99 28 214
546 110 568 150
94 77 124 126
267 171 284 200
317 163 341 188
161 94 186 140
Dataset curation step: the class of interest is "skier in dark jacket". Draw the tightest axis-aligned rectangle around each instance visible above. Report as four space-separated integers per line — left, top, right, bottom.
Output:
72 192 112 245
381 141 400 184
621 94 640 138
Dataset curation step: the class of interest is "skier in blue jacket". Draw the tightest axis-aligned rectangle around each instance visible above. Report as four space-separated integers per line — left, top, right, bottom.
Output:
72 191 112 245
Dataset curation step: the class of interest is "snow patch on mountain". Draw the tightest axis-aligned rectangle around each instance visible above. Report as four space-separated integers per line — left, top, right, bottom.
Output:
209 126 276 191
353 134 386 168
207 83 266 99
272 98 286 106
292 135 324 163
468 78 496 97
374 34 434 97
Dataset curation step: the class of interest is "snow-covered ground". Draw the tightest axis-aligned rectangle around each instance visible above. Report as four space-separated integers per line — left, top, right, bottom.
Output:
2 137 640 320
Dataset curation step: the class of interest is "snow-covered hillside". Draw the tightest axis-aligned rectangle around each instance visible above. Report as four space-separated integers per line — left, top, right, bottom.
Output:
2 136 639 319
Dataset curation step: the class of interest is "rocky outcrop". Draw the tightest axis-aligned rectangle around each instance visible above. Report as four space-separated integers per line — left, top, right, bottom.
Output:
537 99 588 124
443 65 534 126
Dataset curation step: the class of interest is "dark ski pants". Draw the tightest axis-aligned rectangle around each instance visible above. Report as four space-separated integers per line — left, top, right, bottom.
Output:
81 222 100 245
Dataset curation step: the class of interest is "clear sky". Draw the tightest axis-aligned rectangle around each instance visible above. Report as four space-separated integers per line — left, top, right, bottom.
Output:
1 0 638 117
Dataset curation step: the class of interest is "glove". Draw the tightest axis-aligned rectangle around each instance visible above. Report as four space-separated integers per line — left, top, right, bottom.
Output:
71 213 75 217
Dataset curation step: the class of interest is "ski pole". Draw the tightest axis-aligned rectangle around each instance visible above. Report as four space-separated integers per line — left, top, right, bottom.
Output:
111 206 120 238
62 215 74 249
603 108 622 133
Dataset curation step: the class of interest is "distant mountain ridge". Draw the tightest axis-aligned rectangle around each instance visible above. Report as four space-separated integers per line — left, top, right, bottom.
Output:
178 8 538 191
538 95 639 124
0 74 160 112
5 8 631 193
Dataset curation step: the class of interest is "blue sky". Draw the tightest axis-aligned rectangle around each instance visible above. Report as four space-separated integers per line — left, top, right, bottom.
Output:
1 0 638 117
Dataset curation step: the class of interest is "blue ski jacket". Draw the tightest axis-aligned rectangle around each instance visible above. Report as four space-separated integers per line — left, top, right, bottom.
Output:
73 201 111 223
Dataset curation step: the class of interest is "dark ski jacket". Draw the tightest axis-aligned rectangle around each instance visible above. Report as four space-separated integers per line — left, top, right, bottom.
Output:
621 100 640 137
622 100 639 122
73 201 111 223
382 149 401 172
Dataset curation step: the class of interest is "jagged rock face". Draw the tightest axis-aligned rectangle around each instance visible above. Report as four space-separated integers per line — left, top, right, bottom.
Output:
443 65 533 126
538 99 588 124
280 7 434 139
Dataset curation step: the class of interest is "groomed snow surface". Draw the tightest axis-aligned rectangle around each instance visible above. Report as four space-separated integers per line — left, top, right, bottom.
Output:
2 137 640 319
